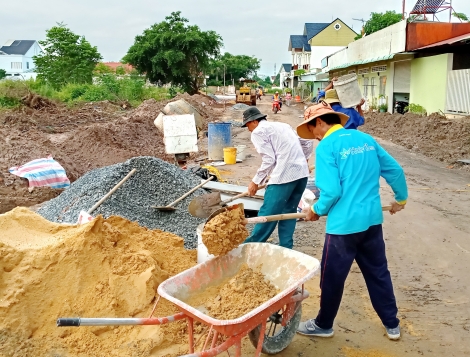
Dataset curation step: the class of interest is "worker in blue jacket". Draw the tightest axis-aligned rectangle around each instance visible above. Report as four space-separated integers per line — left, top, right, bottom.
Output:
296 101 408 341
323 89 365 129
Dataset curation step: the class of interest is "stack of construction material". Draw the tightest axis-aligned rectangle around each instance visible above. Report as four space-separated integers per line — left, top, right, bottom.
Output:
38 156 206 248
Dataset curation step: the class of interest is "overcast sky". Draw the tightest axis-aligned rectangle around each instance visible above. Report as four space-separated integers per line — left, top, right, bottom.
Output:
2 0 470 76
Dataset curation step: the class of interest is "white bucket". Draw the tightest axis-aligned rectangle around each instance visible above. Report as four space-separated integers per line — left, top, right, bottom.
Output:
197 223 215 264
334 74 363 108
235 145 247 162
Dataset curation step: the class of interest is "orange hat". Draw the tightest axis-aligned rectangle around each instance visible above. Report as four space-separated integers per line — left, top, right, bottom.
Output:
297 101 349 139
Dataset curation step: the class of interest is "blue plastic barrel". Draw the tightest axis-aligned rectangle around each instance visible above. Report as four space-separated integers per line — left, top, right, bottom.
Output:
208 123 232 160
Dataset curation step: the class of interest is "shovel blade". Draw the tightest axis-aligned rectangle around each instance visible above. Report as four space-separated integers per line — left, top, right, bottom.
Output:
188 192 222 218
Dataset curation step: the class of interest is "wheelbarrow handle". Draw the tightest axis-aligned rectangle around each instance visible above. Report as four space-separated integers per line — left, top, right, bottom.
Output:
244 206 393 224
57 312 186 327
222 184 267 206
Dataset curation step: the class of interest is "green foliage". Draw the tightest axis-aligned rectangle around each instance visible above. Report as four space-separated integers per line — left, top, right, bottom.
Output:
0 80 26 108
115 66 126 75
34 23 102 89
273 73 280 86
405 103 426 115
294 69 306 76
168 86 179 98
379 103 388 111
359 11 402 39
94 63 114 75
452 12 469 22
123 12 223 95
0 69 6 80
208 53 261 83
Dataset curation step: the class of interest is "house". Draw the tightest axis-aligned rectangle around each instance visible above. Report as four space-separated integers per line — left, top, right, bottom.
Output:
0 40 42 80
278 63 292 89
287 19 357 89
101 62 133 73
323 20 470 115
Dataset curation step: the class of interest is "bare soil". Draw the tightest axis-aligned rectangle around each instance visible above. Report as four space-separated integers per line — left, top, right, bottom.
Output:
220 101 470 356
0 94 222 213
362 112 470 169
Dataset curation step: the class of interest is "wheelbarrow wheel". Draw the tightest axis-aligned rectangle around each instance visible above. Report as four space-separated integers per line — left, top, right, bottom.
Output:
248 303 302 354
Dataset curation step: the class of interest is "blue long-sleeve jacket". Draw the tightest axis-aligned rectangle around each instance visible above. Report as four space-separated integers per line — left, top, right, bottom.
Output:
313 125 408 235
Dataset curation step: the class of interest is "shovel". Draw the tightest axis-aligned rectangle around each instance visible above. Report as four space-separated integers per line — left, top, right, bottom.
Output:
205 203 393 226
77 168 137 224
152 176 214 211
188 184 266 218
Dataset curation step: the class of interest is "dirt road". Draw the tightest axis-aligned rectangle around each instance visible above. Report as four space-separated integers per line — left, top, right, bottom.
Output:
222 99 470 356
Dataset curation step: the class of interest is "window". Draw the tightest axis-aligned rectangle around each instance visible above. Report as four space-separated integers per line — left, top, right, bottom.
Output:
26 62 29 69
363 77 369 97
379 76 387 96
348 70 356 74
334 23 341 30
358 68 370 75
371 65 387 73
371 77 376 98
11 62 22 69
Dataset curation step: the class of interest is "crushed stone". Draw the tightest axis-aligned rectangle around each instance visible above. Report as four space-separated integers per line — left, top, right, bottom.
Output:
38 157 206 248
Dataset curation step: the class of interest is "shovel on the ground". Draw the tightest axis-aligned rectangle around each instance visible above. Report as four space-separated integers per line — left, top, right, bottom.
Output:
152 176 214 211
204 203 393 227
188 184 266 218
77 168 137 224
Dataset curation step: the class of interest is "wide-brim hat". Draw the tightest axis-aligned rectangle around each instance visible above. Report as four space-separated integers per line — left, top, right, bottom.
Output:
323 89 340 104
242 107 267 127
297 101 349 139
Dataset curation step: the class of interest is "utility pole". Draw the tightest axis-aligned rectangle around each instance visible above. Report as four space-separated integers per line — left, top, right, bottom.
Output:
223 64 226 95
353 18 366 36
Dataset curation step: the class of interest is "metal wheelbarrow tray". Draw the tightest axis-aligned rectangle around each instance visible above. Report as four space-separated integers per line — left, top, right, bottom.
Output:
58 243 320 357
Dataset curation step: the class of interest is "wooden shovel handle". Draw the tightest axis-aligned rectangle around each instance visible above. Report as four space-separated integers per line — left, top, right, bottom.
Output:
221 184 267 205
88 168 137 214
244 205 393 224
167 176 214 207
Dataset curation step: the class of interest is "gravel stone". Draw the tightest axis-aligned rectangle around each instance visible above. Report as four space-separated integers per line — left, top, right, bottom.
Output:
38 156 206 248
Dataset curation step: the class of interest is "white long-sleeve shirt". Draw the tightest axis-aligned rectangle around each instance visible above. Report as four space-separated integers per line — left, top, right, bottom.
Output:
251 120 312 185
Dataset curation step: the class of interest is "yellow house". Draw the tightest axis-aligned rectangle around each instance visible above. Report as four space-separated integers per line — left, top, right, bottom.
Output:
307 19 357 69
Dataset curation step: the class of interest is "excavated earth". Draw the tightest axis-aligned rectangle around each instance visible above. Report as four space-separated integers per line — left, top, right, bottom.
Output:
0 93 222 213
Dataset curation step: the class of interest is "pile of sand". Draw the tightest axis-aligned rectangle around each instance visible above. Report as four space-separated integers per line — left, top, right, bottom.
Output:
186 264 277 320
201 205 249 256
0 207 196 357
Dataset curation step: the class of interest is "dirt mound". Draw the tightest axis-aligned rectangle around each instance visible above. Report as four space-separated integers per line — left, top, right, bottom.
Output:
0 207 196 357
1 94 221 212
362 112 470 164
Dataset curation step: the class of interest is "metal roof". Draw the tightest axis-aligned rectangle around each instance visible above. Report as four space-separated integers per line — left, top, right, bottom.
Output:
281 63 292 72
304 23 330 41
328 54 395 70
289 35 311 51
0 40 36 55
415 33 470 50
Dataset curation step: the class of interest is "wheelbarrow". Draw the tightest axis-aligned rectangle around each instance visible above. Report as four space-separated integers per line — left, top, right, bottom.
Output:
57 243 320 356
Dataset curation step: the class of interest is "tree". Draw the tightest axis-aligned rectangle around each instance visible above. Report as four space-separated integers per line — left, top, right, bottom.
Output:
0 69 6 80
208 53 261 83
123 12 223 94
453 12 469 22
355 11 403 40
34 23 102 89
273 73 280 86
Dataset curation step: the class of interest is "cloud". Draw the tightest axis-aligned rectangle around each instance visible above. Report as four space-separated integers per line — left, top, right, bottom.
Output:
2 0 469 74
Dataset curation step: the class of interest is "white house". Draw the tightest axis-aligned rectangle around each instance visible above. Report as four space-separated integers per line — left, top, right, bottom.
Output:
279 63 292 89
0 40 43 80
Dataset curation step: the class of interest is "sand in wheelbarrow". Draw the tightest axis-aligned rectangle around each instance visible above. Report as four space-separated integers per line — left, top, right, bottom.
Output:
186 264 278 320
0 207 197 357
201 205 248 256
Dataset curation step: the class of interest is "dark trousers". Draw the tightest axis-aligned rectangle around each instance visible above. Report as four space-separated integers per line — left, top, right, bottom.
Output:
244 177 307 249
315 224 399 329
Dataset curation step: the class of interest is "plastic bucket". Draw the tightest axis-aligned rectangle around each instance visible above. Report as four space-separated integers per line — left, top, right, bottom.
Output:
197 223 215 264
333 74 363 108
208 122 232 160
223 147 237 165
235 145 247 162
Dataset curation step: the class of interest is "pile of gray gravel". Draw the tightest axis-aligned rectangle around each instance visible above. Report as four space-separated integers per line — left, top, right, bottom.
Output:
38 156 206 248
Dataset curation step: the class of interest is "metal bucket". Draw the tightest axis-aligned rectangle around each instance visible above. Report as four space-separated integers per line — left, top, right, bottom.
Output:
208 123 232 160
334 74 363 108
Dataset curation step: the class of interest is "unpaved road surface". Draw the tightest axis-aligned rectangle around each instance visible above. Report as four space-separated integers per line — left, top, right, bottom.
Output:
222 100 470 356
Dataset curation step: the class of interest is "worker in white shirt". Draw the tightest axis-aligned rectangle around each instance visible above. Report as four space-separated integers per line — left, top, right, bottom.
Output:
242 107 313 248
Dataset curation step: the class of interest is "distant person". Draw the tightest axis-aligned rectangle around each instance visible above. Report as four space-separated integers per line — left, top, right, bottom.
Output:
323 89 365 129
273 91 282 109
286 92 292 106
256 88 261 100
